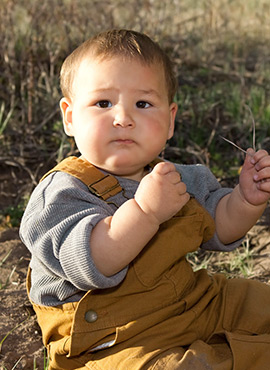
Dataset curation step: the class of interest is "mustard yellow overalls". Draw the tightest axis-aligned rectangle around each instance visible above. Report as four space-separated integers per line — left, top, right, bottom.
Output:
27 157 270 370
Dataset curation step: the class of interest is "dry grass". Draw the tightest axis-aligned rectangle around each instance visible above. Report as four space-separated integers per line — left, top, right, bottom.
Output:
0 0 269 210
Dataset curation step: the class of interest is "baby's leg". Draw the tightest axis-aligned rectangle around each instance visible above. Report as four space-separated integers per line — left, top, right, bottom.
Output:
143 341 232 370
220 278 270 335
209 277 270 370
144 278 270 370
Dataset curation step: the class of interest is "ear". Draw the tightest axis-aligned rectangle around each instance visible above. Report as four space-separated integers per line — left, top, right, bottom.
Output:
167 102 177 140
59 97 74 136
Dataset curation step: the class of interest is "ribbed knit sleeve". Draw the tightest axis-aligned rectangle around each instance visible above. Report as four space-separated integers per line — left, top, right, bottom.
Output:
176 163 244 252
20 172 128 306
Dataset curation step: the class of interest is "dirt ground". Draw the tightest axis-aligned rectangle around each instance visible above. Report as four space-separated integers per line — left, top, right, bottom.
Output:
0 228 45 370
0 208 269 370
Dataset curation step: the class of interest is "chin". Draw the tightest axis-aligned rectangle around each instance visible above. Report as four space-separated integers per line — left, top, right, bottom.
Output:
104 161 139 176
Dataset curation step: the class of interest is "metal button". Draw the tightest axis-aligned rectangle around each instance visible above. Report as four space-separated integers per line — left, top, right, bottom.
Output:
85 309 98 323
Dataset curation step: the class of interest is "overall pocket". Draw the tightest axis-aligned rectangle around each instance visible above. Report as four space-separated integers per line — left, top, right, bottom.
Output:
133 212 205 288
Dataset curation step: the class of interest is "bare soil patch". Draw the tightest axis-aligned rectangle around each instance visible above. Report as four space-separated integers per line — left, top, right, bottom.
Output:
0 228 45 370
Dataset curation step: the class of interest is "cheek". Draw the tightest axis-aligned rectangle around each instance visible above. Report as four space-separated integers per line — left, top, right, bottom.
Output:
74 123 104 149
144 115 171 137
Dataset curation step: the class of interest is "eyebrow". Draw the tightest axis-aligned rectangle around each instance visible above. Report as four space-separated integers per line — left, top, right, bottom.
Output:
137 89 162 99
89 88 162 99
90 88 114 93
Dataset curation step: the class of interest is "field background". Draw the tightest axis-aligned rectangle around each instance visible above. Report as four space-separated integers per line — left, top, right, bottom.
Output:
0 0 270 369
1 0 270 215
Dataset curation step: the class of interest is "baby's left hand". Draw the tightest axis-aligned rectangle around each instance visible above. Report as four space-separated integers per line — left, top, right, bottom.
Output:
239 148 270 206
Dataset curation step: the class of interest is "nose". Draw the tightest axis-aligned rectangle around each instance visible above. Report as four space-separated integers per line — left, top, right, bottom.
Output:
113 105 135 128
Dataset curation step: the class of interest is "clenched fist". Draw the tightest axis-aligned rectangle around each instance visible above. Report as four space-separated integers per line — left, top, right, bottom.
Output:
134 162 190 225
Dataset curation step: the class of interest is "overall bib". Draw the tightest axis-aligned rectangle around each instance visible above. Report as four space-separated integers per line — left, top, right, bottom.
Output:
27 157 270 370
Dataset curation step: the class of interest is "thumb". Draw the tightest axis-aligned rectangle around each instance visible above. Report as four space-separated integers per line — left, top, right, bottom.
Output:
242 148 255 170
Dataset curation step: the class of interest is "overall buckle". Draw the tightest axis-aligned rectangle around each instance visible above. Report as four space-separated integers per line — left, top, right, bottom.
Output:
88 175 121 200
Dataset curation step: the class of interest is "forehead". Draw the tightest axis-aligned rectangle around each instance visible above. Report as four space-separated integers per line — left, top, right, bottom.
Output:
72 55 168 96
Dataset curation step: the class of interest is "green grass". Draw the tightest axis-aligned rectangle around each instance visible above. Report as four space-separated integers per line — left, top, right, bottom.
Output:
187 238 254 279
0 102 14 136
0 250 15 289
1 348 49 370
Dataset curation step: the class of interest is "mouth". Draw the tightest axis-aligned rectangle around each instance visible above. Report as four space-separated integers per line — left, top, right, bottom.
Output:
114 139 135 144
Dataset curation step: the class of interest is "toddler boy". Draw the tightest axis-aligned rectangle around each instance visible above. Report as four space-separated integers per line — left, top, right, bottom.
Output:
20 29 270 369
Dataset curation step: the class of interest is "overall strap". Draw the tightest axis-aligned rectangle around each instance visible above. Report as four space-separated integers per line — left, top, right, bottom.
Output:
40 156 123 201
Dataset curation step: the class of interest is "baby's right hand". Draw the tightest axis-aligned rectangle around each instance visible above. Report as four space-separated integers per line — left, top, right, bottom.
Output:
134 162 190 225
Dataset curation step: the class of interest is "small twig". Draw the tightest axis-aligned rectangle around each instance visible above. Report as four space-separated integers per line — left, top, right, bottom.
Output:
219 136 250 155
11 356 25 370
220 104 257 156
220 105 257 156
245 104 256 151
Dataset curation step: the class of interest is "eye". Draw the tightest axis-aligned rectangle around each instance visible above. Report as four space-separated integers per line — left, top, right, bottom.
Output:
136 101 151 109
96 100 112 108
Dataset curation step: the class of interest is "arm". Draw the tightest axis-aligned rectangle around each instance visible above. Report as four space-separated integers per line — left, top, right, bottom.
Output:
20 172 134 302
90 162 190 276
216 149 270 244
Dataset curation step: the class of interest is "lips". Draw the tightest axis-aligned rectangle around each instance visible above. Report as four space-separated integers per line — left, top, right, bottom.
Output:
114 139 135 144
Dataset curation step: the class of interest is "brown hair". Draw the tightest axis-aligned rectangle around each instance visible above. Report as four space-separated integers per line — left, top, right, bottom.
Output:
60 29 177 103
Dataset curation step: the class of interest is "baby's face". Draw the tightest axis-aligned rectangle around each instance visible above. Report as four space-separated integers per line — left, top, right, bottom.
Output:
60 56 177 181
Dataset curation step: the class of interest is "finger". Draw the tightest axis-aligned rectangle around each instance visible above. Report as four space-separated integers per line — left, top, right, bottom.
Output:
243 148 255 164
253 154 270 172
165 170 182 184
175 181 187 195
153 162 176 176
256 178 270 192
241 148 255 169
246 148 255 156
257 178 270 184
178 191 190 206
250 149 269 165
253 167 270 182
